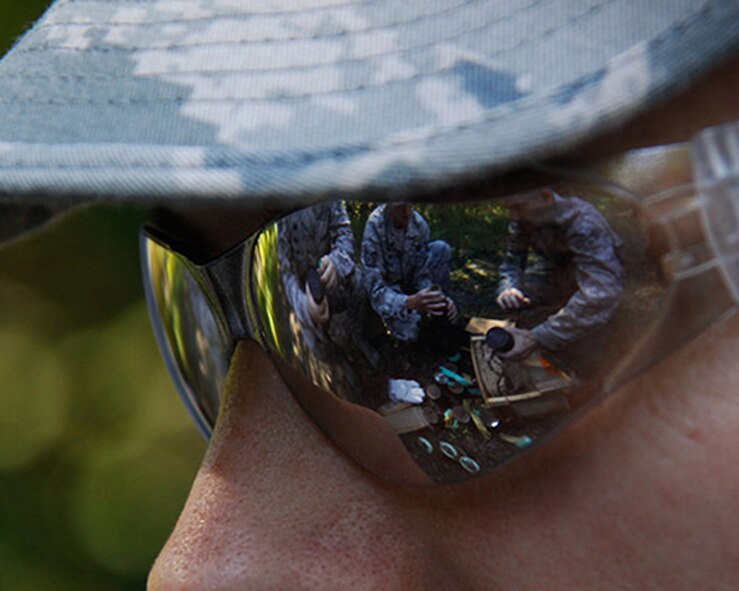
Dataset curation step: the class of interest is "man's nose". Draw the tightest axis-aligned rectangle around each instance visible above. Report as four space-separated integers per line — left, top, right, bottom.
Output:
148 341 433 591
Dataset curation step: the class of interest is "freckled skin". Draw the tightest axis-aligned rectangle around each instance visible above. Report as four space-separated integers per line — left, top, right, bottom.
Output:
149 56 739 590
149 342 445 591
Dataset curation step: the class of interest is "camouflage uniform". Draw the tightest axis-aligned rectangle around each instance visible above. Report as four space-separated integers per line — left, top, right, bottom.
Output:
498 194 625 350
361 204 452 342
277 201 363 355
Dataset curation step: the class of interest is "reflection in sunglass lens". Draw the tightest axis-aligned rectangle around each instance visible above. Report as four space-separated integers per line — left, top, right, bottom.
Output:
142 238 230 436
248 189 671 484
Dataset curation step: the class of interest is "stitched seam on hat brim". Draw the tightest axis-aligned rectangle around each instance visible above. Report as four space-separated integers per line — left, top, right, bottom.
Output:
17 0 607 72
62 0 376 16
37 0 479 39
1 9 735 169
0 2 735 201
2 0 616 103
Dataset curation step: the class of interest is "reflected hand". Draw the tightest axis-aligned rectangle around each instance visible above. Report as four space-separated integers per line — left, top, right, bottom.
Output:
498 327 537 361
497 287 531 310
306 287 330 326
318 256 338 291
445 296 458 322
407 288 447 315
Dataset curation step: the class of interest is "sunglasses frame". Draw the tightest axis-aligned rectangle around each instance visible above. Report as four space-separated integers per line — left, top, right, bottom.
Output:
140 122 739 482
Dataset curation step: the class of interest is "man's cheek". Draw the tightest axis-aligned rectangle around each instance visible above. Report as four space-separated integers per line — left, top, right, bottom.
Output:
625 314 739 450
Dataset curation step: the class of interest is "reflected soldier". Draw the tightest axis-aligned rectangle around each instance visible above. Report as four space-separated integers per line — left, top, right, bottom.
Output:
496 188 625 360
361 203 456 342
277 201 369 360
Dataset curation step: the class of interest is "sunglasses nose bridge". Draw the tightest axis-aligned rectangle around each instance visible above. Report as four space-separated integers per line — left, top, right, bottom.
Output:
204 245 255 346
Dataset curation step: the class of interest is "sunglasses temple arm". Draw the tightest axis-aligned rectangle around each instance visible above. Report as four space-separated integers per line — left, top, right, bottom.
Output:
692 122 739 303
606 123 739 391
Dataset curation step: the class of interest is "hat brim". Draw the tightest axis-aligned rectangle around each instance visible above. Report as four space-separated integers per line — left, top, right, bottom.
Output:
0 0 736 218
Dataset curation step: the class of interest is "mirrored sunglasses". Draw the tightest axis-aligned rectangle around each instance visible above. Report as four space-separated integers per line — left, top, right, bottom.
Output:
140 122 738 486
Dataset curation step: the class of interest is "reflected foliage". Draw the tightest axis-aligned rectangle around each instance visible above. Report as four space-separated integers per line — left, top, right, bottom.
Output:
252 223 283 354
145 239 230 429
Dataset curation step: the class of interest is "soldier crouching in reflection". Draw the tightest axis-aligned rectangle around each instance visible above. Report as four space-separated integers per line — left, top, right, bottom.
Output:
361 203 457 343
496 188 625 366
277 201 379 371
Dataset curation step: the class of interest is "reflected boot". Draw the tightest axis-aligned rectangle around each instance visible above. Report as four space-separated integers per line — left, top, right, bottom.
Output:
390 338 415 375
342 359 361 393
422 316 467 357
353 333 383 370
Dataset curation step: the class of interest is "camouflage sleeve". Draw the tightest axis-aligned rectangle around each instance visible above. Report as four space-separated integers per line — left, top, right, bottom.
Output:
277 219 314 330
326 201 355 279
497 220 529 295
361 216 411 322
531 220 624 349
411 216 433 291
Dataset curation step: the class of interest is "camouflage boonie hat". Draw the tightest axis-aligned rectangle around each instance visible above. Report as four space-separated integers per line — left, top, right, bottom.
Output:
0 0 737 241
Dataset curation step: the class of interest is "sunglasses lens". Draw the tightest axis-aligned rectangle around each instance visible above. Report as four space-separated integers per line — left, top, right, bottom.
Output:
246 186 681 485
141 236 231 437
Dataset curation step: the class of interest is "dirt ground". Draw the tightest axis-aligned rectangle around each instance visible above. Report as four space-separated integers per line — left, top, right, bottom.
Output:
355 317 588 484
352 253 664 484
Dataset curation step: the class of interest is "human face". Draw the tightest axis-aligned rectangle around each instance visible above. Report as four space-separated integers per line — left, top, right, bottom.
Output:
505 188 555 223
388 203 414 229
147 57 739 590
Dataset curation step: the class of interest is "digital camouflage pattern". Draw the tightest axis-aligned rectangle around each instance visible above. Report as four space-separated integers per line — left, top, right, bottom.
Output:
0 0 737 241
498 194 625 349
361 204 451 341
277 201 361 353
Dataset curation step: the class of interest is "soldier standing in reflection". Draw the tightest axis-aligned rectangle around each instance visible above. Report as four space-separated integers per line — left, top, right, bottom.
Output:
278 201 372 364
361 203 457 342
496 188 625 361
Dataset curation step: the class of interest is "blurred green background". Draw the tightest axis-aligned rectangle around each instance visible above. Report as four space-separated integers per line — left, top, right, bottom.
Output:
0 3 206 589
